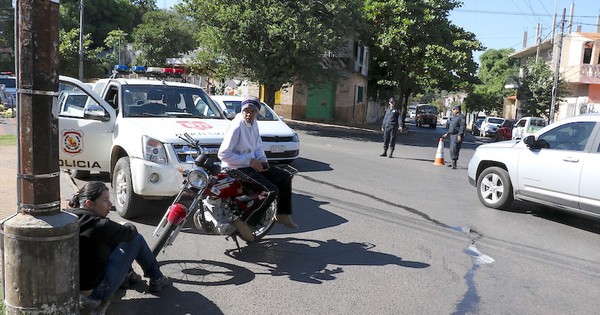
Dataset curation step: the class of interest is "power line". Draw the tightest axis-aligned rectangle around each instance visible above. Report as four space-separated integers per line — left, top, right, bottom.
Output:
454 8 598 18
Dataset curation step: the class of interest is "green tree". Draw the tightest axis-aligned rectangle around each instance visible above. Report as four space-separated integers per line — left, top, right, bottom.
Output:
104 29 129 68
59 0 148 48
517 59 569 117
0 0 14 72
180 0 367 106
59 29 104 78
463 48 519 114
364 0 483 128
132 10 198 66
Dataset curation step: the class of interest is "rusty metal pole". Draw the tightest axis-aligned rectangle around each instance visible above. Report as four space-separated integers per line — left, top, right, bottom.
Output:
1 0 79 314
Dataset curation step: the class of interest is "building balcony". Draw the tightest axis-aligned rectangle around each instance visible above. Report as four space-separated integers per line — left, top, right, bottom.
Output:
564 64 600 84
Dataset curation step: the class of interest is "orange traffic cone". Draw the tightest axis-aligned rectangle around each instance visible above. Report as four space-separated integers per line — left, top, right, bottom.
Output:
433 137 446 166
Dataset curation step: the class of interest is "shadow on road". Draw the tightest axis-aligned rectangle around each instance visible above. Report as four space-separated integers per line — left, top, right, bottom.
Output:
107 285 223 315
224 237 430 284
504 200 600 234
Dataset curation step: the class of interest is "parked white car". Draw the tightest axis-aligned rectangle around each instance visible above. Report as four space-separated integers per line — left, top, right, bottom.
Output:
479 117 505 137
467 114 600 220
511 117 547 140
211 95 300 163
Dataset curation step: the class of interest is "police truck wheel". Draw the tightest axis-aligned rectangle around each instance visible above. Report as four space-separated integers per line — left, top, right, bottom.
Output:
112 157 144 219
476 167 514 209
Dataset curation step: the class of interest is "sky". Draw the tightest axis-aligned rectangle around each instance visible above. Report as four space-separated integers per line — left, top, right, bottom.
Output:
157 0 600 62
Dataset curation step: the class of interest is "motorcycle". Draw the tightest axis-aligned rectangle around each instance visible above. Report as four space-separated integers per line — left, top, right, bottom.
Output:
151 133 295 256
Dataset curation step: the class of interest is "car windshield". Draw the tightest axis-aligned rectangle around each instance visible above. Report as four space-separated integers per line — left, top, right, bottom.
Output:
123 85 224 119
488 118 504 124
530 119 547 127
416 105 437 115
0 77 16 88
220 100 279 121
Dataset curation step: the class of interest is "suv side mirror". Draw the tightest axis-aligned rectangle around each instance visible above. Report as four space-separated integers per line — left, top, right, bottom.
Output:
523 135 535 146
84 105 110 122
224 109 236 119
524 135 550 149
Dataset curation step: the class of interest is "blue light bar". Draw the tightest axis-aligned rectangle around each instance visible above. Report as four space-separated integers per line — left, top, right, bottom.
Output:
131 66 146 74
114 64 130 73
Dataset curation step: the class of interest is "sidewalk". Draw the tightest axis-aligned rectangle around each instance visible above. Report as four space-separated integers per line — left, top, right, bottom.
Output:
0 118 78 221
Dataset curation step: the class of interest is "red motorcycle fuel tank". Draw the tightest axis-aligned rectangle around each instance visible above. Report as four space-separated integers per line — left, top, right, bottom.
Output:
207 173 243 198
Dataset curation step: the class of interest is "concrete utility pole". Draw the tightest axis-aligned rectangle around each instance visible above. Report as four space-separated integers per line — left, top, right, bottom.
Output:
550 8 566 124
79 0 84 80
2 1 79 314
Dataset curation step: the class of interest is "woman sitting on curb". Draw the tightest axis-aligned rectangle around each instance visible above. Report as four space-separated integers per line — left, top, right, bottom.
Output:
67 181 170 310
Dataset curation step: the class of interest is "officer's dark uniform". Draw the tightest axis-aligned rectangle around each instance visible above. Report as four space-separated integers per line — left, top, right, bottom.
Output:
381 98 401 158
445 106 466 169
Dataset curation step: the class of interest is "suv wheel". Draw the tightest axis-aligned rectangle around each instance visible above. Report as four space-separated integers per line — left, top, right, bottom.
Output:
112 157 145 219
477 166 514 209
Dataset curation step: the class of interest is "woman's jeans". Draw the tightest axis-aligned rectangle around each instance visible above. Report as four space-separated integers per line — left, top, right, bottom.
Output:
90 234 162 300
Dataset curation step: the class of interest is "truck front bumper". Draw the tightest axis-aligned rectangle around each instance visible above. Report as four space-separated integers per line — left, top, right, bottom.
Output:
129 157 187 197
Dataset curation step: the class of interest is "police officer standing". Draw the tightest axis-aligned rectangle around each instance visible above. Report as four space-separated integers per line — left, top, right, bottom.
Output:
380 97 401 158
442 105 466 169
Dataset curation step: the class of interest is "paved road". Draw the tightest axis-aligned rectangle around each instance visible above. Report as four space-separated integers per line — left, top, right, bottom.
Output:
71 121 600 314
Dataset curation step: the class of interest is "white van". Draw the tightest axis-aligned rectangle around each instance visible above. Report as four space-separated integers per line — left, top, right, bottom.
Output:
511 117 547 140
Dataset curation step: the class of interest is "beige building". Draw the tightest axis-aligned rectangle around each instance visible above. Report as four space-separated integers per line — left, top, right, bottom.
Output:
269 39 370 124
510 30 600 122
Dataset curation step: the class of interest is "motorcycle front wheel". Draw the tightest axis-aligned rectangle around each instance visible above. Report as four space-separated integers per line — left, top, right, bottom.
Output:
151 222 177 257
243 200 277 242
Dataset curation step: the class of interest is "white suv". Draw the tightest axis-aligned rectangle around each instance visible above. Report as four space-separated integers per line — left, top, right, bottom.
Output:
58 75 231 218
467 114 600 220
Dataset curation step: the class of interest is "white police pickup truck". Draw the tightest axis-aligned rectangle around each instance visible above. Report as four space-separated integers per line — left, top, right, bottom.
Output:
58 69 231 218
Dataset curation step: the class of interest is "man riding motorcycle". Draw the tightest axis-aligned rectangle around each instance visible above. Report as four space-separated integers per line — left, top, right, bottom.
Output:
217 95 299 241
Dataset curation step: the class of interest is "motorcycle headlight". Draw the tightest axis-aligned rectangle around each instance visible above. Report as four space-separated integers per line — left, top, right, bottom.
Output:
188 169 209 189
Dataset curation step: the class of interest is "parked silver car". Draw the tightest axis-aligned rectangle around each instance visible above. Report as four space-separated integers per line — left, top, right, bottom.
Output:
468 114 600 220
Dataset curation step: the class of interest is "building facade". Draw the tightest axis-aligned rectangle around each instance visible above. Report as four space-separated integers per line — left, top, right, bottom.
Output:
510 31 600 122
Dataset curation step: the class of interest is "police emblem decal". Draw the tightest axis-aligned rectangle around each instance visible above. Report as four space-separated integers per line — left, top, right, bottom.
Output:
62 130 84 155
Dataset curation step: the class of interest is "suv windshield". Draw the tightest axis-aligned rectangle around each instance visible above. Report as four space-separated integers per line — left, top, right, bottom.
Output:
0 77 16 88
123 85 224 119
220 100 279 121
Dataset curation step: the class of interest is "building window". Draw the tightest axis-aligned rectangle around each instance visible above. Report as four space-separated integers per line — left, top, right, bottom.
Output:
583 42 593 64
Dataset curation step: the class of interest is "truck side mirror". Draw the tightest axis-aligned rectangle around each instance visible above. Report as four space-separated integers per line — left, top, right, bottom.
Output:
84 105 110 122
224 109 236 119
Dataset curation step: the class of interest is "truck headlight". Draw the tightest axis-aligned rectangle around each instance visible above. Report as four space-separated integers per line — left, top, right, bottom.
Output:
188 169 209 189
143 136 168 164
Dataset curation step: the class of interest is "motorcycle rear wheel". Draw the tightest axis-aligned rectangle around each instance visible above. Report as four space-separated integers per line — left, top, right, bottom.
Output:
243 200 277 242
151 221 177 257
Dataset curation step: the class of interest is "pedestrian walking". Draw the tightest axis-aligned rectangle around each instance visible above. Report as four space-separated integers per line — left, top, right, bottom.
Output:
380 97 401 158
442 105 466 169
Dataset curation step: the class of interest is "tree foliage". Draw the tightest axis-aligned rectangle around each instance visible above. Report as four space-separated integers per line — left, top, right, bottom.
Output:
364 0 483 127
463 48 519 114
517 59 569 117
59 0 147 48
58 29 105 78
180 0 367 106
0 0 14 71
132 10 198 66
